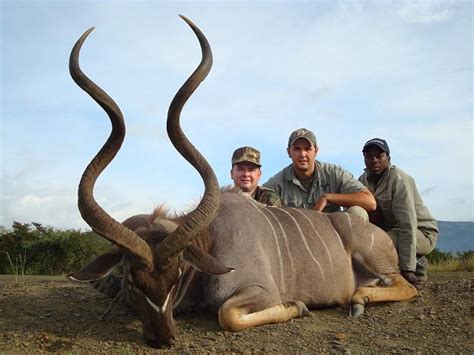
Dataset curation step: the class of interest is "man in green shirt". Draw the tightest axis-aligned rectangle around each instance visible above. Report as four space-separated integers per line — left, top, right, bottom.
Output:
231 146 281 207
358 138 438 286
263 128 376 217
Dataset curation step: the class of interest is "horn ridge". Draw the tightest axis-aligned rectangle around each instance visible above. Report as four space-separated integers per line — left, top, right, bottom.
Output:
70 28 154 270
156 16 220 267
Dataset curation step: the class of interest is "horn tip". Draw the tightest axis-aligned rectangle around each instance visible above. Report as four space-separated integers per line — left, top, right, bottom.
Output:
179 14 193 26
79 27 95 41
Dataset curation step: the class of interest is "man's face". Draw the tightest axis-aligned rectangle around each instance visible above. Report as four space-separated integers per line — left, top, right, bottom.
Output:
364 146 389 175
287 138 318 173
230 162 262 192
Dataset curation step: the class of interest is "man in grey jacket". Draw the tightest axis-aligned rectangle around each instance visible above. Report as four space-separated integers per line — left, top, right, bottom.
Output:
359 138 438 286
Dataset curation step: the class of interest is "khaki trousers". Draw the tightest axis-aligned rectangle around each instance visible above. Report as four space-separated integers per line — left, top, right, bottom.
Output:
344 206 437 257
386 228 437 256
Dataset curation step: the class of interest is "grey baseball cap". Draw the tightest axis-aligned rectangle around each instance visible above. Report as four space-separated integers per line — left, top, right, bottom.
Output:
231 146 261 167
288 128 317 147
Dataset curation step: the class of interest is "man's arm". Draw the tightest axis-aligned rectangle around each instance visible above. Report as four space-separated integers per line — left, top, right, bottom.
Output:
314 188 376 212
391 177 418 272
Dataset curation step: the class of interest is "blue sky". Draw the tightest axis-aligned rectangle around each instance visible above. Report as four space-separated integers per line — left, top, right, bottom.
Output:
1 0 472 229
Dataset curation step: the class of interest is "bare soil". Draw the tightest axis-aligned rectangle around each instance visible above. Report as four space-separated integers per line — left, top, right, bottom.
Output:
0 273 472 353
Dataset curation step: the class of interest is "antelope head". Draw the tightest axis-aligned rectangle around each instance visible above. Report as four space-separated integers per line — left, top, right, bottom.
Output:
68 16 231 347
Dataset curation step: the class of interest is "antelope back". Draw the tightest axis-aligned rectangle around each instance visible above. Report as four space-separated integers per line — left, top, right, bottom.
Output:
205 192 356 308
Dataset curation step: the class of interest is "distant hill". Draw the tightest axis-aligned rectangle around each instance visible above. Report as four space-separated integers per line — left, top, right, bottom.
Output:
436 221 473 253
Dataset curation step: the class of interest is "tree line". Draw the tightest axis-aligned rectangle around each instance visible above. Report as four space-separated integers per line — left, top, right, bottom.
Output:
0 222 110 275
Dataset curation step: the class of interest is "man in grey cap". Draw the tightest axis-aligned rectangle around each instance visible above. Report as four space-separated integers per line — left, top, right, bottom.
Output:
359 138 438 286
231 146 281 207
263 128 375 216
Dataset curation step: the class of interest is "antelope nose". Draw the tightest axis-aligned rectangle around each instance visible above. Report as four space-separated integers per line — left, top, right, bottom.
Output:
145 335 175 348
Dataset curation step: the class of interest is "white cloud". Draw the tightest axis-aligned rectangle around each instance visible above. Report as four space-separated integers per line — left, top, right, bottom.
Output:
1 190 82 229
396 0 455 24
18 194 53 207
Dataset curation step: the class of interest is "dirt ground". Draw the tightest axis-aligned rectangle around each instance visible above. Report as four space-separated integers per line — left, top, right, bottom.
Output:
0 273 472 353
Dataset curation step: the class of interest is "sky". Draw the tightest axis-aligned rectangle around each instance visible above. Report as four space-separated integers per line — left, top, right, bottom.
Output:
1 0 472 230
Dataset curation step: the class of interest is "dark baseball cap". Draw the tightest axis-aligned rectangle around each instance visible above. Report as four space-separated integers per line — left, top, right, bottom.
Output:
288 128 317 147
231 146 261 167
362 138 390 155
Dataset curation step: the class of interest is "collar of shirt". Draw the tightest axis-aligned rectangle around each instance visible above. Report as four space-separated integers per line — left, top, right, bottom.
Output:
284 162 321 193
365 162 393 191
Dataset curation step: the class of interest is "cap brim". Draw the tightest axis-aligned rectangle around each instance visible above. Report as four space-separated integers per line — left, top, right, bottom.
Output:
289 137 315 147
232 159 261 167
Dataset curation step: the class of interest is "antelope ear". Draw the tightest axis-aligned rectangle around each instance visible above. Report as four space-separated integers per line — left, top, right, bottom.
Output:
183 245 234 275
68 251 123 282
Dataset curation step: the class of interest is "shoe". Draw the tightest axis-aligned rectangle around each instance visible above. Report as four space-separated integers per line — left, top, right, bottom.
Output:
415 256 428 281
401 270 423 290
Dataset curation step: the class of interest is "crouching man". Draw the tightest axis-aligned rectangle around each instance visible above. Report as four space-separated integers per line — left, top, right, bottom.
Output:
359 138 438 286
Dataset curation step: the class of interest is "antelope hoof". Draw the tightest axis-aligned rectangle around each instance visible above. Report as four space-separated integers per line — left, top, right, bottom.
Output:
295 301 311 317
350 303 365 318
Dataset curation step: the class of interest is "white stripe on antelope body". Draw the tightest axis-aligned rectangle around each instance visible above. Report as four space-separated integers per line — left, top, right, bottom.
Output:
68 15 417 348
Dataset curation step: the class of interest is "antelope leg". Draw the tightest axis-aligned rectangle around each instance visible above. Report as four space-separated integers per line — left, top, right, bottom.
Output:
350 274 417 313
218 287 309 332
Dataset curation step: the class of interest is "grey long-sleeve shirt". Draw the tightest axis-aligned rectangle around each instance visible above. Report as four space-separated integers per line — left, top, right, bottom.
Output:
359 163 438 271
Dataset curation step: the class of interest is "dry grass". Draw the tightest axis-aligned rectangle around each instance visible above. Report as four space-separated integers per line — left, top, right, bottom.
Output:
4 251 27 283
429 254 474 272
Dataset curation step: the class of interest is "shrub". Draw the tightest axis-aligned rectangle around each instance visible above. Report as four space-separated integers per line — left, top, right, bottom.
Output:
0 222 111 275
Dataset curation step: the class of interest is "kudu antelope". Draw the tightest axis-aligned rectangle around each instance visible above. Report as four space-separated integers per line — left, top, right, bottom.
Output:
69 16 417 348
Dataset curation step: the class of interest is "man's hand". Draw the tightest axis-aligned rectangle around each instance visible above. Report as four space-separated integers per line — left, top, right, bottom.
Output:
314 194 328 212
401 270 423 289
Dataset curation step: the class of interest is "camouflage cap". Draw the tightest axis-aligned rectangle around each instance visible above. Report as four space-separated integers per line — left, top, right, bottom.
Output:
231 146 261 167
288 128 317 147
